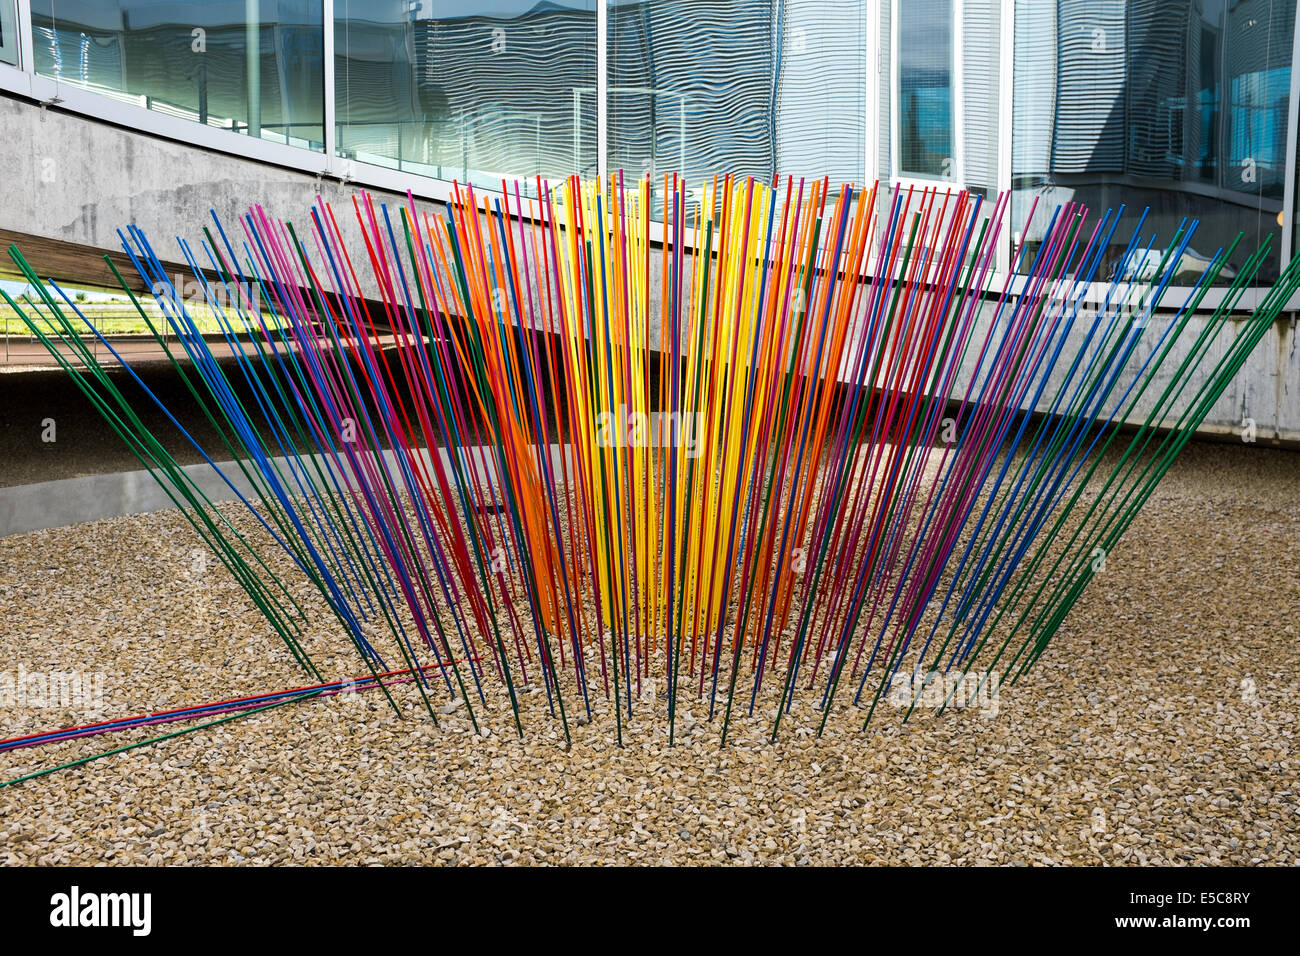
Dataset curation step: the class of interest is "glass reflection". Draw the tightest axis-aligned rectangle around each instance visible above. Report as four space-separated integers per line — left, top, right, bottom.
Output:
1012 0 1296 285
31 0 325 150
335 0 596 196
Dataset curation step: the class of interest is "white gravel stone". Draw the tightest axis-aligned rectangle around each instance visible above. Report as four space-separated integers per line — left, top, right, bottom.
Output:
0 443 1295 865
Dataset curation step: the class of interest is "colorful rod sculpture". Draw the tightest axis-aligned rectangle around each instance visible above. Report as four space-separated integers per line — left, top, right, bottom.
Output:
5 173 1297 757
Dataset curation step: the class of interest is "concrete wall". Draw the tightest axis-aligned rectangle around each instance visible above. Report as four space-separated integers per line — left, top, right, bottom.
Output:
945 300 1299 445
0 445 568 537
0 91 448 297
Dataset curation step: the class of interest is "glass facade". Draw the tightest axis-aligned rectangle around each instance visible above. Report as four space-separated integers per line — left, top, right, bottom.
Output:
1012 0 1297 284
607 0 866 218
30 1 324 149
1 2 1294 287
335 0 596 195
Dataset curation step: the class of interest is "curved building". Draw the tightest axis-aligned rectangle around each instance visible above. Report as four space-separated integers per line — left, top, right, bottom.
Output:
0 0 1297 437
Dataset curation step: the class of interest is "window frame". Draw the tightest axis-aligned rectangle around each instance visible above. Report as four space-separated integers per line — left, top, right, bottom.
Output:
1283 0 1300 266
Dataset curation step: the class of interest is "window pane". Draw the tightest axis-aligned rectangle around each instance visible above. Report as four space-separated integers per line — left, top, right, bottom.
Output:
962 0 1002 197
608 0 866 218
335 0 596 195
30 1 324 150
898 0 953 180
1012 0 1296 285
0 1 18 65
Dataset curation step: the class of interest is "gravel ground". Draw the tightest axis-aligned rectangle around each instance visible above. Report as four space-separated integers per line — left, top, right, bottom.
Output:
0 441 1295 865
